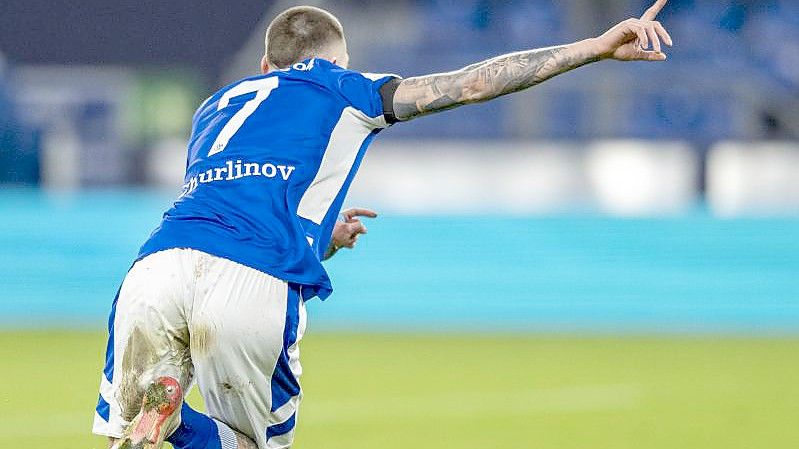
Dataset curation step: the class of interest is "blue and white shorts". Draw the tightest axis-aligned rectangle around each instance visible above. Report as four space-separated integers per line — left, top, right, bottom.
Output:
93 248 307 449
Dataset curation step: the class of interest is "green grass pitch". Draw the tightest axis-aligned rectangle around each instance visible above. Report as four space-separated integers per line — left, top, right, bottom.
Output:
1 331 797 448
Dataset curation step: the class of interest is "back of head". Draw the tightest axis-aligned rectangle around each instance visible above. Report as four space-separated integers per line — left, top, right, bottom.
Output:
265 6 345 69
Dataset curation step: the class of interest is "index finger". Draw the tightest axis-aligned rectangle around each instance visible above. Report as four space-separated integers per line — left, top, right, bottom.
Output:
342 208 378 220
641 0 668 21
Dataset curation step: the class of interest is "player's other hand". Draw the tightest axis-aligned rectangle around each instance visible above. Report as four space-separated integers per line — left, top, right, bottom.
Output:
593 0 673 62
331 208 378 250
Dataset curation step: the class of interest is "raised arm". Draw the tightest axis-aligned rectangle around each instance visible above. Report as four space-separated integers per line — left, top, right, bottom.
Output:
391 0 672 121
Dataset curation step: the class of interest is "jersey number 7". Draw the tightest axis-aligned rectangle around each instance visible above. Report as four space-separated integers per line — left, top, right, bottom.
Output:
208 77 280 156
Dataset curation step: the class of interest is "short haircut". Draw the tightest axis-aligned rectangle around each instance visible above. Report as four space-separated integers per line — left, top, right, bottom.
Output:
265 6 345 69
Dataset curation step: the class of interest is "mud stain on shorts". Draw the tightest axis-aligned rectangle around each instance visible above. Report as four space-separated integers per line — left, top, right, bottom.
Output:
190 322 216 357
118 327 159 421
117 326 193 421
219 377 255 398
193 253 209 280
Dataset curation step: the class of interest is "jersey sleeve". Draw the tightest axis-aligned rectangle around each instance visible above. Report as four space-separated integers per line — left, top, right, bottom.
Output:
336 71 401 129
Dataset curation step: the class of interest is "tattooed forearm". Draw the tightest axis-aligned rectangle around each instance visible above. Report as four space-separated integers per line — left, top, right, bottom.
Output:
392 40 602 121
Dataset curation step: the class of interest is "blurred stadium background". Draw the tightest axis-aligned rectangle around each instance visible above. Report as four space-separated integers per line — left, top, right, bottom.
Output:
1 0 798 448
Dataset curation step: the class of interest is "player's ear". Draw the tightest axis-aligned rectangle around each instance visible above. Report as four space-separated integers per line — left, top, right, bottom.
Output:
331 53 349 69
260 56 270 74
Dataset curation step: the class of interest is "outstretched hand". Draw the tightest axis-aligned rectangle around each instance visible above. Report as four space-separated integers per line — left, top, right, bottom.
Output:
594 0 673 61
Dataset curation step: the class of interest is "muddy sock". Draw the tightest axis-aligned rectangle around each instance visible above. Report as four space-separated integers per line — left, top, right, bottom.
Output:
167 403 238 449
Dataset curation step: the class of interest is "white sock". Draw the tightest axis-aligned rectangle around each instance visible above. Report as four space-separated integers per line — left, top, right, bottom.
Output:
213 419 239 449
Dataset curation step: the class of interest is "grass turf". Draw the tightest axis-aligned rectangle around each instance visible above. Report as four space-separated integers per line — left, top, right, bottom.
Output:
0 331 797 448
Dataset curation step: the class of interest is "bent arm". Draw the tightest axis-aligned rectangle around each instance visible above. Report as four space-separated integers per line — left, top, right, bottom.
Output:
322 208 376 261
392 39 603 121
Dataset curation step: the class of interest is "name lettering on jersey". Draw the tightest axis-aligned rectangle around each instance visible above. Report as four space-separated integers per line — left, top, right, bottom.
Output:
181 160 296 197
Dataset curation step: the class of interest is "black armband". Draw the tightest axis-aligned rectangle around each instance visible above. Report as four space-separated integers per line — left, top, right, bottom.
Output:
379 78 402 124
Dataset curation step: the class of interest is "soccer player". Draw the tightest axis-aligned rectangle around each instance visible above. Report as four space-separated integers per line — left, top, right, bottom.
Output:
94 2 672 448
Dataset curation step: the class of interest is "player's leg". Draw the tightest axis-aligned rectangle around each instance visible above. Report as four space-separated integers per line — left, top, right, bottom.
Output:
92 249 195 448
166 402 259 449
107 375 184 448
189 253 307 449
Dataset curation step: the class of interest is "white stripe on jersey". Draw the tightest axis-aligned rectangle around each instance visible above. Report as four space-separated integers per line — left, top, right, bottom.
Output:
297 107 385 224
362 72 401 81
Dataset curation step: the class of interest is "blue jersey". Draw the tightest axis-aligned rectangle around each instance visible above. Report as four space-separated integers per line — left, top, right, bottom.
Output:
138 59 398 300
